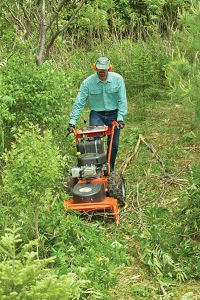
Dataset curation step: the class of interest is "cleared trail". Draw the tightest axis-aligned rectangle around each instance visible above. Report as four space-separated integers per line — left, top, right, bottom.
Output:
107 99 200 299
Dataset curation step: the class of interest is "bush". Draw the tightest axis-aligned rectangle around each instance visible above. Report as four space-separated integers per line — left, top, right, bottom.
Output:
2 125 62 240
0 55 75 152
180 164 200 240
165 1 200 127
0 227 99 300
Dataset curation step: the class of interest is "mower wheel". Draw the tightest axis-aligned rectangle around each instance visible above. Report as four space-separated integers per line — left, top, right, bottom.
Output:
64 177 78 195
108 172 126 206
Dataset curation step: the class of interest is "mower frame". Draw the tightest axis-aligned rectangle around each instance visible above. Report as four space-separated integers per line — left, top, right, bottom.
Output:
63 121 120 222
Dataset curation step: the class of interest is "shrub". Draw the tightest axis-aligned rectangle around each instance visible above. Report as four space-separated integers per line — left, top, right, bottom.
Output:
2 125 62 240
0 227 99 300
0 55 74 152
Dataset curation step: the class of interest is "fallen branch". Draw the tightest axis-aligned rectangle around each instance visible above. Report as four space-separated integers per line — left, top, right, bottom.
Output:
139 135 167 173
122 134 167 174
135 182 145 229
122 135 141 173
153 173 188 187
163 198 179 206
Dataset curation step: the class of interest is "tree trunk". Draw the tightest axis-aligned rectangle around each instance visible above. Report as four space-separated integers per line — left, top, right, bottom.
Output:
36 0 86 64
34 206 40 241
34 205 40 258
36 0 46 65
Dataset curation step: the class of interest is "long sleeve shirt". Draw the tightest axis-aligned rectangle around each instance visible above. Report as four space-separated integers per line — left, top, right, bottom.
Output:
69 72 128 125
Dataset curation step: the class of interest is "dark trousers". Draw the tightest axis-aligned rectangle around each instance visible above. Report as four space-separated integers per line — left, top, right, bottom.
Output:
89 110 120 171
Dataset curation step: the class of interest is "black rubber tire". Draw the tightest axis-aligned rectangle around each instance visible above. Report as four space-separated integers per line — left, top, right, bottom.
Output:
64 177 78 195
108 172 126 206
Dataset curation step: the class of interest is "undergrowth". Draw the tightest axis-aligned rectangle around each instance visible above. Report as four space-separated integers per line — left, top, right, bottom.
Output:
1 6 200 297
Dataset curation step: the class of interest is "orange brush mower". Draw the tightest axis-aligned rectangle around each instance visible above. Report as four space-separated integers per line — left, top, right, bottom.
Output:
63 121 126 222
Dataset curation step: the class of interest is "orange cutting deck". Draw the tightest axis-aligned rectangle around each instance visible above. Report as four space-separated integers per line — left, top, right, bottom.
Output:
63 197 119 222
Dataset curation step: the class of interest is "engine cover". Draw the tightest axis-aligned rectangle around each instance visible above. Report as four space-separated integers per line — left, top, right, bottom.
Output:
77 139 104 154
77 153 107 166
72 183 105 203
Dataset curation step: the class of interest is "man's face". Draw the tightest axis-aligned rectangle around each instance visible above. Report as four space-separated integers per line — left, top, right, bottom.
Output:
97 68 108 81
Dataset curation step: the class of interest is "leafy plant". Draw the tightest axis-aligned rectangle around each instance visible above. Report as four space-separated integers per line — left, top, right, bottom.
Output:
0 55 74 152
38 209 130 292
166 1 200 127
2 125 61 241
0 227 100 300
180 164 200 241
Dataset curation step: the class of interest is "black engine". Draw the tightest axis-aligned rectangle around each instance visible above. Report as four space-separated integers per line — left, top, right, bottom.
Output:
70 138 108 179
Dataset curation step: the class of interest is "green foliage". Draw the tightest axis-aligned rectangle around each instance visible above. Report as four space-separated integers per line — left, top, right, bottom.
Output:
107 38 169 96
182 131 196 142
0 55 74 151
2 125 62 239
38 207 129 292
166 1 200 127
179 164 200 241
0 0 189 59
121 203 200 282
0 202 130 296
136 207 188 281
3 125 61 204
180 292 194 300
73 0 189 43
0 1 200 298
0 227 99 300
105 38 170 120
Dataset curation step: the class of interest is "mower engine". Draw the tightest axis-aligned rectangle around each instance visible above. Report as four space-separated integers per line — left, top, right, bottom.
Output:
70 138 108 179
71 165 97 179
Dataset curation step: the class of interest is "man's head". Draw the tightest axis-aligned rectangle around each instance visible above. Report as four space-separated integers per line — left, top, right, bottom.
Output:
96 56 110 70
95 56 111 81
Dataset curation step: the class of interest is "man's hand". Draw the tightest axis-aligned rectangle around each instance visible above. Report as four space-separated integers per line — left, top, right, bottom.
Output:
67 123 75 134
117 121 125 129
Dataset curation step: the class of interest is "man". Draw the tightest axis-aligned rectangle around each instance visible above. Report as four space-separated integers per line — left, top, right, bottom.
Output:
67 56 128 171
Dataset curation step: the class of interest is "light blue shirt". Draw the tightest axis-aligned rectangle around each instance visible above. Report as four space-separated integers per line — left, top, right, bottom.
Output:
69 72 128 125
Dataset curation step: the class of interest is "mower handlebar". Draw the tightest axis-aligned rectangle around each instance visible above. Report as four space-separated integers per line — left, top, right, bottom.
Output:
73 121 119 142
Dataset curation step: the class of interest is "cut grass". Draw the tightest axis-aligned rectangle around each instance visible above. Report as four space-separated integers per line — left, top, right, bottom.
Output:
112 98 200 299
66 97 200 299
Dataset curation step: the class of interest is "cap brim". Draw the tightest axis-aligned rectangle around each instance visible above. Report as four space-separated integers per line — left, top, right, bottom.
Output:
96 64 109 70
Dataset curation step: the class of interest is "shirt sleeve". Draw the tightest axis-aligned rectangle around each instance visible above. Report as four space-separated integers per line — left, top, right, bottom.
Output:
69 81 89 125
117 77 128 121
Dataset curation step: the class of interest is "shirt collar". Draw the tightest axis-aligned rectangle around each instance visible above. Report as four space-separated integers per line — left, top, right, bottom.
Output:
95 72 112 84
106 72 112 82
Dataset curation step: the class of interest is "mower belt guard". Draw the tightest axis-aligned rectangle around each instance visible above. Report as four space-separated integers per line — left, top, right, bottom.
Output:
72 183 105 203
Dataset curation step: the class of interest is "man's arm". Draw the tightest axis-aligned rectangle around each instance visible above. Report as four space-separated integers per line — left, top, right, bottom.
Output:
117 77 128 121
69 81 89 125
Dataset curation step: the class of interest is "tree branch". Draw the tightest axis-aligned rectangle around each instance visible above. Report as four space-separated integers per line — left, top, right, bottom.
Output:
121 134 167 174
2 2 26 32
46 0 87 56
20 1 32 26
18 0 34 39
46 0 68 30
